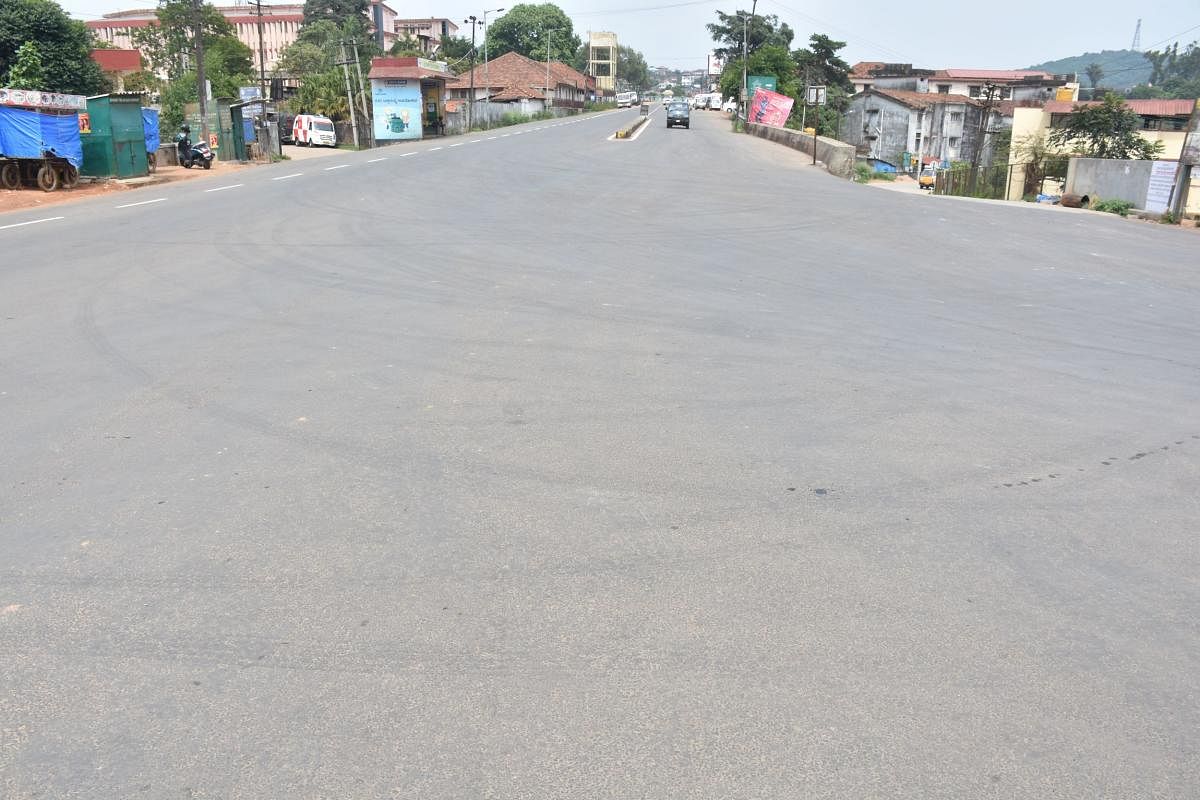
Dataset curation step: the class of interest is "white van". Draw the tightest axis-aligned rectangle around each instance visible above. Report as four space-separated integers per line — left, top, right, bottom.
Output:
616 91 638 108
292 114 337 147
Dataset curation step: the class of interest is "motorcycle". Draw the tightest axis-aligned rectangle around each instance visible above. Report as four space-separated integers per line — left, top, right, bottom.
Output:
175 128 214 170
180 139 214 170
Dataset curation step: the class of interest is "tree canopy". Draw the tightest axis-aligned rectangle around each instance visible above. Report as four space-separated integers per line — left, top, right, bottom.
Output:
1048 93 1165 160
302 0 368 28
792 34 851 91
1129 41 1200 100
0 0 109 94
485 4 580 65
707 9 793 63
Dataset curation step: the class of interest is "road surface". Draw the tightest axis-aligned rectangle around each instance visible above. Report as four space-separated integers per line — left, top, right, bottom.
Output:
2 107 1198 798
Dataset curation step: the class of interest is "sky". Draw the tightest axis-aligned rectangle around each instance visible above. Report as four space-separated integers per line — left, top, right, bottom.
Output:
62 0 1200 73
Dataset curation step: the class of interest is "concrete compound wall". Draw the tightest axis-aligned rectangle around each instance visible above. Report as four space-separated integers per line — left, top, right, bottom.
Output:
1065 158 1155 206
745 122 856 179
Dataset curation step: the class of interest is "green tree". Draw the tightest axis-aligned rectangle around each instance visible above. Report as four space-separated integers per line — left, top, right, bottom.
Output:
792 34 850 91
302 0 367 28
4 41 45 89
718 44 796 103
616 45 650 90
132 0 238 79
389 34 423 57
0 0 109 95
707 9 793 63
1140 41 1200 98
1084 62 1103 87
485 4 580 64
277 17 375 121
1048 92 1165 159
438 35 474 65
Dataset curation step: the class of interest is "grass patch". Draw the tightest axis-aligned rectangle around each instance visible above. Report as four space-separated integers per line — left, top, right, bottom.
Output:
1092 198 1133 217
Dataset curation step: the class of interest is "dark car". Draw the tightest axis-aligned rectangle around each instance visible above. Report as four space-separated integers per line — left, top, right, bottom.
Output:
666 102 690 129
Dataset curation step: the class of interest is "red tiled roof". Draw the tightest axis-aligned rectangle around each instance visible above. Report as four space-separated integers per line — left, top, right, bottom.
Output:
850 61 887 78
492 85 545 100
869 88 978 109
90 48 141 72
86 19 153 28
367 56 455 81
1042 98 1196 116
447 51 574 92
933 68 1055 81
226 14 302 23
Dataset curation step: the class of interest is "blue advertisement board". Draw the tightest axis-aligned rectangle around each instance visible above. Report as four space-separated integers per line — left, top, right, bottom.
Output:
372 79 422 141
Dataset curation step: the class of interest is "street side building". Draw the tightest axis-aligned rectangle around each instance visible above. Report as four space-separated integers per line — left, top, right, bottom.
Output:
850 63 1077 104
393 18 460 54
841 88 1002 171
89 48 142 92
1006 97 1198 204
445 51 591 113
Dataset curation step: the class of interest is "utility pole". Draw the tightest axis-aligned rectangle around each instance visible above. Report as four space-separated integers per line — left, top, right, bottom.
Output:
193 0 208 141
252 0 266 105
482 8 504 130
800 65 809 130
465 15 478 130
967 81 996 195
546 32 552 109
337 40 360 147
740 0 757 120
1169 98 1199 219
349 39 371 147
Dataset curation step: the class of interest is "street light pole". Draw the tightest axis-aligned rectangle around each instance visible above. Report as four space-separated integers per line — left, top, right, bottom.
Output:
545 31 552 109
465 15 478 131
482 7 504 130
740 0 757 120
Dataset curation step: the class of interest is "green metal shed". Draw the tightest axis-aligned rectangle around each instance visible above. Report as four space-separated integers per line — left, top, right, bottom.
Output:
80 93 148 178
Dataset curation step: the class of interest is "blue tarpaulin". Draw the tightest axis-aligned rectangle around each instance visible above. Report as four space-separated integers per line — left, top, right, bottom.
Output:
142 108 160 153
0 106 82 168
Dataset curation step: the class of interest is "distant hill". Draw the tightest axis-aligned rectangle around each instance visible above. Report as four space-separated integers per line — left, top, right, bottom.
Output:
1027 49 1150 90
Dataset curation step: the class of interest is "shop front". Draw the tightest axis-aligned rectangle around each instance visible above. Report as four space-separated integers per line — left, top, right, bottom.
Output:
367 57 457 142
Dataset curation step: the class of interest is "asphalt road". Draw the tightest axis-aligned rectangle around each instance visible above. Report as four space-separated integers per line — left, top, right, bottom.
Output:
2 107 1199 798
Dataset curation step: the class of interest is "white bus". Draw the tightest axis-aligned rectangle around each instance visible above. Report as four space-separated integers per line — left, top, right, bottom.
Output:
616 91 638 108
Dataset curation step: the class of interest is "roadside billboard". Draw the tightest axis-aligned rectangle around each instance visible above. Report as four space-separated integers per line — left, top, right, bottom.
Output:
748 87 793 127
707 53 724 75
747 75 777 96
371 78 422 141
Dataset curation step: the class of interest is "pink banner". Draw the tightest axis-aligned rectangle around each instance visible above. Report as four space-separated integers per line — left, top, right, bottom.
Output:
748 88 793 128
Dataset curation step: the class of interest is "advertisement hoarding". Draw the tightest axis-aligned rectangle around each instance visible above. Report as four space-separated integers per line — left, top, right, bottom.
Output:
748 87 793 127
747 75 777 96
0 88 87 111
371 79 422 141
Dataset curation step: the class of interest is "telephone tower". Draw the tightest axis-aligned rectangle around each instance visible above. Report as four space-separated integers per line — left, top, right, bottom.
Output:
1131 18 1142 50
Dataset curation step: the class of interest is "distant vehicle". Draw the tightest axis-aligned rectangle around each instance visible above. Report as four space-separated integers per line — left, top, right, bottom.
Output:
722 98 736 113
918 166 936 189
662 90 675 106
666 101 690 129
293 114 337 147
616 91 638 108
706 95 723 110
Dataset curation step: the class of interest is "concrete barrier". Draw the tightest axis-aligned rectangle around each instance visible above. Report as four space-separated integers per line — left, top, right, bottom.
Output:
744 122 855 179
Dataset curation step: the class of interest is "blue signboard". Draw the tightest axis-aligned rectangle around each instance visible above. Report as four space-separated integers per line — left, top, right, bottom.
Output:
372 79 422 141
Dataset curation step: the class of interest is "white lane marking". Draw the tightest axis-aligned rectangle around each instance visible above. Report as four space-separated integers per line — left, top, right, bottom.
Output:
470 139 482 143
513 131 524 135
324 164 351 171
0 216 64 231
449 143 464 147
272 173 303 181
400 152 417 157
487 136 498 140
367 157 387 163
115 197 166 208
429 146 443 151
204 183 243 192
501 133 510 137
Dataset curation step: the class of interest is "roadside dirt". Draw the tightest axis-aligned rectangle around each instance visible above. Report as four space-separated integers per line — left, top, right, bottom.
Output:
0 160 254 215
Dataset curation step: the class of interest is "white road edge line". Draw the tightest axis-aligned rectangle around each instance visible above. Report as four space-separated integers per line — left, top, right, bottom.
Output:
116 197 167 208
204 183 243 192
487 136 498 140
272 173 302 181
367 157 387 162
449 143 464 147
0 216 64 231
469 139 482 143
400 152 417 157
429 146 443 151
324 164 351 171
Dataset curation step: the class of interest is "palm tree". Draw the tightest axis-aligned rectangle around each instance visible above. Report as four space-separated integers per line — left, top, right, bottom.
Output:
1084 62 1104 99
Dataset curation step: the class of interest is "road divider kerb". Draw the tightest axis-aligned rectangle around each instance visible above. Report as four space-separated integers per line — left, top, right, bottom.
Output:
613 112 651 140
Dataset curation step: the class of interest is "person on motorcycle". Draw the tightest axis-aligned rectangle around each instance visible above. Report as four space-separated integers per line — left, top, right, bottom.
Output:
175 125 191 156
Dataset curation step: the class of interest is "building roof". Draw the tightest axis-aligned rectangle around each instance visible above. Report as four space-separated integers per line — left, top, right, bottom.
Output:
1041 98 1195 116
933 68 1055 82
447 51 577 92
850 61 887 78
866 88 978 109
90 48 141 72
368 57 456 81
491 85 546 100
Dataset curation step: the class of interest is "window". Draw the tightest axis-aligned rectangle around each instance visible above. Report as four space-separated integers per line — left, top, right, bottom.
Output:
1000 87 1012 99
948 136 960 149
591 47 611 62
949 111 963 123
968 85 981 97
937 84 950 93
